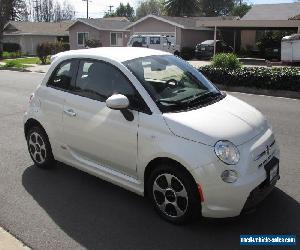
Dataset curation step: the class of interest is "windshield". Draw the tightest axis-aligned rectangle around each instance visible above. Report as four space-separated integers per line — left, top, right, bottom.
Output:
123 55 223 113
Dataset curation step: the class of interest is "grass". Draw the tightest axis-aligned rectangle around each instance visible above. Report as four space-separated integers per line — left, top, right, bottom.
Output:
3 57 39 65
3 60 29 69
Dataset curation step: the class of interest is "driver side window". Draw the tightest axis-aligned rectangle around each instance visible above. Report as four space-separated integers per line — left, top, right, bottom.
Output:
74 60 150 113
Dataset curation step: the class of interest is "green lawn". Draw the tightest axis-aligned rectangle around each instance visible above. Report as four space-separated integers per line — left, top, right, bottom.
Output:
3 57 40 65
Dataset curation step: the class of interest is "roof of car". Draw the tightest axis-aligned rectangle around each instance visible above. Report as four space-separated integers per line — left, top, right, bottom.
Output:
53 47 170 63
201 40 220 45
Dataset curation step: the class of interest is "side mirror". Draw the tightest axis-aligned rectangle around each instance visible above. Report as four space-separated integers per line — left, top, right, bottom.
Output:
106 94 129 110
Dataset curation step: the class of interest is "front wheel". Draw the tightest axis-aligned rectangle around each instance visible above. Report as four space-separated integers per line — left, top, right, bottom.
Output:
27 126 55 169
147 165 201 224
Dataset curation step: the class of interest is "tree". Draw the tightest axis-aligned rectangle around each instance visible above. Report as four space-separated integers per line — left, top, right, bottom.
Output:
41 0 54 22
136 0 165 19
230 3 251 18
164 0 201 16
201 0 235 16
104 3 134 21
27 0 75 22
0 0 28 58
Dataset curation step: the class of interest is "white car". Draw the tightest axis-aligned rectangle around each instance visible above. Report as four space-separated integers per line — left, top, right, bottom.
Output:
127 34 181 56
24 47 280 223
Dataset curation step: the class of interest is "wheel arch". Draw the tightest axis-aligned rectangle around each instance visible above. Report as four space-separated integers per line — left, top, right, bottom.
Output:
24 118 47 139
144 157 198 197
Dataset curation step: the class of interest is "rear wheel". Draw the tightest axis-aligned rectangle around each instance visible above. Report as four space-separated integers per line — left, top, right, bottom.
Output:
27 126 55 169
147 164 201 224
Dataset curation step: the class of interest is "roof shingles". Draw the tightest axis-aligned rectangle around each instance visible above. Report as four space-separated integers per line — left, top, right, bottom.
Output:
74 18 130 31
4 21 74 36
242 2 300 21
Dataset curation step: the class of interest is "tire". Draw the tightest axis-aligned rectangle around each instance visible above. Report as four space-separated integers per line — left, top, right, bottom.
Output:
26 126 55 169
174 51 180 57
147 164 201 224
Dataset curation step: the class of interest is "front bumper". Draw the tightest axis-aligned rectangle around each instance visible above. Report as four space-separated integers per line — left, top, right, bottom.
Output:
242 174 279 212
191 129 280 218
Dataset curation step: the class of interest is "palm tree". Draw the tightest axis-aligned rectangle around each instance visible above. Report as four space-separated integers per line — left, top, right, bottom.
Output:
164 0 201 16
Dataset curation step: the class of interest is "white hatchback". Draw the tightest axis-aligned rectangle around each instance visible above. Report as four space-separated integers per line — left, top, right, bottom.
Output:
24 47 280 223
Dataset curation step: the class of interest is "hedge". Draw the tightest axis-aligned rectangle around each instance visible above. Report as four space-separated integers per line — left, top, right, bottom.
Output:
199 66 300 92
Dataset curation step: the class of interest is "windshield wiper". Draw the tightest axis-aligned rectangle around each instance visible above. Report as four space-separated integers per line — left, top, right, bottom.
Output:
156 99 184 105
186 91 223 105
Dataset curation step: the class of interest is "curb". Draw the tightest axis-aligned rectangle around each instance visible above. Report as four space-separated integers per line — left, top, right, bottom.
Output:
0 67 31 73
0 227 30 250
216 84 300 100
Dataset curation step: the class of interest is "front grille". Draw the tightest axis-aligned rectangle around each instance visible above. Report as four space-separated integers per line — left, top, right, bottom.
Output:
254 139 276 168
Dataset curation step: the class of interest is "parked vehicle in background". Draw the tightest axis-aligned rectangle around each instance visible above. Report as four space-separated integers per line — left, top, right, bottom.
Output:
127 34 181 56
195 40 233 59
281 34 300 63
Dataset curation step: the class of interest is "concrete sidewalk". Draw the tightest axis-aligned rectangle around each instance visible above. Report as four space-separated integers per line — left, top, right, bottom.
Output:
0 227 30 250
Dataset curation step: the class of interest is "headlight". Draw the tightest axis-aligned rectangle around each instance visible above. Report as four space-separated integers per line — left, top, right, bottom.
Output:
214 140 240 165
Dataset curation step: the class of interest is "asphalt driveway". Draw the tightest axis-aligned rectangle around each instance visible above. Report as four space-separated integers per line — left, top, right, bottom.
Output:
0 70 299 250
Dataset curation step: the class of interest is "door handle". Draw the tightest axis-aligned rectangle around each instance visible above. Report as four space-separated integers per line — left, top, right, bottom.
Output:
64 109 77 117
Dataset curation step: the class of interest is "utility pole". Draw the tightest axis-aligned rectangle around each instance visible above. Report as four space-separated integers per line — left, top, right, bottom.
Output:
83 0 91 19
108 5 113 14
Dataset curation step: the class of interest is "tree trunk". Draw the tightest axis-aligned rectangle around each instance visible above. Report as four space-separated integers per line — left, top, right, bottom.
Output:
0 23 4 60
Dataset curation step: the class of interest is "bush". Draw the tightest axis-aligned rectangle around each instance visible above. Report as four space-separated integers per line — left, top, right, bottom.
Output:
180 47 195 60
85 39 102 48
2 51 24 59
212 53 242 70
199 66 300 91
37 43 52 64
3 43 21 52
36 41 69 64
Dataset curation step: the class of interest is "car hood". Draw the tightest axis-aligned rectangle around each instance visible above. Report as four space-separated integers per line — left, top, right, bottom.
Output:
163 95 268 146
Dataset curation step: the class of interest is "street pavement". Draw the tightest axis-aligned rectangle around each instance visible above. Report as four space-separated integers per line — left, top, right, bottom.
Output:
0 70 299 250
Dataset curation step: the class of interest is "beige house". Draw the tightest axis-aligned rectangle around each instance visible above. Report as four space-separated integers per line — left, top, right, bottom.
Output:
68 18 131 50
127 15 236 48
3 21 73 55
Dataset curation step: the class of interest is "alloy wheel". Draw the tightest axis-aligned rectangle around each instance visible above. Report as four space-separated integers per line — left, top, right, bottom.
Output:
152 173 188 218
28 132 47 164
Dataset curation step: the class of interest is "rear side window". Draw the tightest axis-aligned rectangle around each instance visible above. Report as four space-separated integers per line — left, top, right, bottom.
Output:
130 37 147 47
150 37 160 45
47 60 76 90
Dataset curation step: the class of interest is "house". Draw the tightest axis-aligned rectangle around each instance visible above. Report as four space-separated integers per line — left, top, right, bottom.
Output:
195 2 300 52
3 21 73 55
68 18 131 50
126 15 236 48
239 2 300 49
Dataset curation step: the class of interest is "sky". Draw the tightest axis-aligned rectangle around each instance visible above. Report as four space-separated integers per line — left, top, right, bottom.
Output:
65 0 296 19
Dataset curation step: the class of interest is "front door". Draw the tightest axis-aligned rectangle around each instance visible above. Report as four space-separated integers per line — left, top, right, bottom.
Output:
62 59 139 177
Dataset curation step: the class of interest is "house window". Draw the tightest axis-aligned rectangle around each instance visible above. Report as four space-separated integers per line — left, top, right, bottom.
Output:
78 32 89 46
111 32 123 46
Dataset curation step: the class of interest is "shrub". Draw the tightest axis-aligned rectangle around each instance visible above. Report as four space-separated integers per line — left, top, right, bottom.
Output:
36 41 70 64
199 66 300 92
2 51 24 59
212 53 242 70
3 43 21 52
37 43 52 64
180 47 195 60
85 39 102 48
36 41 69 64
